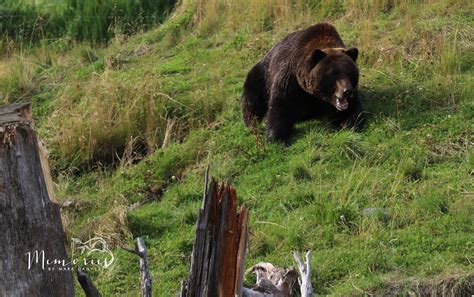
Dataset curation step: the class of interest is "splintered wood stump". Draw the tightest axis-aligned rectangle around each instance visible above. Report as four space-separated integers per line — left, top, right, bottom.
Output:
180 169 249 297
0 103 74 296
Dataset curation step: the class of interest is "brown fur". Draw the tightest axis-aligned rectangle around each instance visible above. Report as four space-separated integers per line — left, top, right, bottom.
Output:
242 23 364 143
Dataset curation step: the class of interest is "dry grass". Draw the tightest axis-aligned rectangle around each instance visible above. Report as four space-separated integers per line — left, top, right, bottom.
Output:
1 0 471 171
0 54 37 102
47 70 166 168
193 0 298 34
63 204 131 248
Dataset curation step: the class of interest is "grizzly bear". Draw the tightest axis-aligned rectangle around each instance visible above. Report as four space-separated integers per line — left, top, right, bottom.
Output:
242 23 364 143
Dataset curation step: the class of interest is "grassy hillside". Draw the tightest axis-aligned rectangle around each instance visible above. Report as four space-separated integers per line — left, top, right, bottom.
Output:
1 0 473 295
0 0 175 47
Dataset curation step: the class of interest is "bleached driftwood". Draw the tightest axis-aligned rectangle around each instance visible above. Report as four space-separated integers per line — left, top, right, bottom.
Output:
124 237 152 297
77 268 101 297
293 251 313 297
242 262 298 297
242 251 314 297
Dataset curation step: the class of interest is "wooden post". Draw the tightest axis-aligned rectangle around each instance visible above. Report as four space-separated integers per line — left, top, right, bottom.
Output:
0 103 74 296
180 168 249 296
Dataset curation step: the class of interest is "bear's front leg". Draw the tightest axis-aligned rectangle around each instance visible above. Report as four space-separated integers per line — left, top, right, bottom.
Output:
266 106 295 144
334 96 365 131
345 99 365 131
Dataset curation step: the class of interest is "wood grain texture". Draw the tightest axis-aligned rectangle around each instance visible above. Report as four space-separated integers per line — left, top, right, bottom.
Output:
0 103 33 126
0 103 74 296
181 169 249 297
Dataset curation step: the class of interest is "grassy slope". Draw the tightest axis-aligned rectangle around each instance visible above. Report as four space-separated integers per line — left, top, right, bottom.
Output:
1 0 473 295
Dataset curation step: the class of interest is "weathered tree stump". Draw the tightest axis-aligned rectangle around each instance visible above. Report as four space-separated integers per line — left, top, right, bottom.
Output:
0 103 74 296
180 168 249 296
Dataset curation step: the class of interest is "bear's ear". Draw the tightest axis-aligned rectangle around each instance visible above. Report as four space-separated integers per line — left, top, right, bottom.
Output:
345 47 359 62
308 49 326 68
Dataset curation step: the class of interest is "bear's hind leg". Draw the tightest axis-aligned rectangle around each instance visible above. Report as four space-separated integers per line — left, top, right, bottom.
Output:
242 63 268 126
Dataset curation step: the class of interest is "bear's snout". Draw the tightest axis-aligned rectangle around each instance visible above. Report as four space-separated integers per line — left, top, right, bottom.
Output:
335 79 354 100
335 97 349 111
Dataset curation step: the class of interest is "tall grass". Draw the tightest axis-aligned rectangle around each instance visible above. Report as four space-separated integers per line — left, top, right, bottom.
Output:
63 0 176 43
0 1 65 53
0 0 176 47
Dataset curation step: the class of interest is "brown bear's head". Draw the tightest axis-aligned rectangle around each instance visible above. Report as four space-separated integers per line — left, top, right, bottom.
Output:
300 47 359 111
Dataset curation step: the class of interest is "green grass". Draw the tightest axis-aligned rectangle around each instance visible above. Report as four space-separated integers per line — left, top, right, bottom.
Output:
0 0 175 47
1 0 473 295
